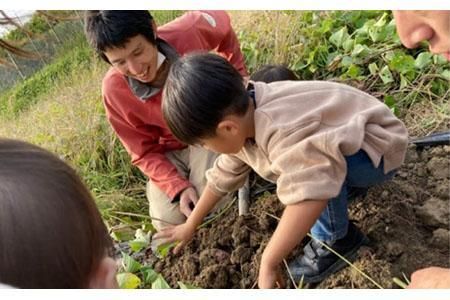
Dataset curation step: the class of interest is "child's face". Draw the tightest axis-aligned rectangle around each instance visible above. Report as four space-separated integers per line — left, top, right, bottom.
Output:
198 134 244 154
393 10 450 61
198 117 249 154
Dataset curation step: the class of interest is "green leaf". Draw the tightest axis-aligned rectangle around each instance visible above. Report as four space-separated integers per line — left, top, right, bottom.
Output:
342 39 354 52
110 228 135 242
368 13 388 42
368 63 379 75
157 242 177 258
400 74 409 90
379 66 394 84
178 281 200 289
389 53 415 74
117 272 141 289
351 44 371 58
128 229 151 252
384 95 398 116
440 69 450 80
140 266 159 284
433 53 448 65
329 27 349 48
319 18 333 34
341 56 353 67
414 52 433 69
152 274 171 289
129 240 148 253
121 252 142 273
345 64 361 79
142 222 156 234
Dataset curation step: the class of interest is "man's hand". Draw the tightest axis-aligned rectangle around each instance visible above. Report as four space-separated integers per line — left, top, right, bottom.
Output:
153 222 196 254
258 261 285 289
179 187 198 217
408 267 450 289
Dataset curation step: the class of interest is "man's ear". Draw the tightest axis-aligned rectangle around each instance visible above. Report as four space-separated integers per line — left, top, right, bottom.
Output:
217 119 239 136
89 257 118 289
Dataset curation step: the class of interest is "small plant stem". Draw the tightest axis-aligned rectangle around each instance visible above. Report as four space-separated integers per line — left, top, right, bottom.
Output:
199 196 237 228
111 211 152 219
251 280 258 289
111 211 176 226
282 259 298 289
393 277 408 289
264 212 384 289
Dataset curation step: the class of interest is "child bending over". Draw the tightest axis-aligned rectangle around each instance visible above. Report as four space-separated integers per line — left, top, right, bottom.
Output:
0 139 117 288
155 53 408 288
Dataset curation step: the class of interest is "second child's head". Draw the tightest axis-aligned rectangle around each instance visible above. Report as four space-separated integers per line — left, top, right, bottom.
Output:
0 139 117 288
163 53 252 154
250 64 298 82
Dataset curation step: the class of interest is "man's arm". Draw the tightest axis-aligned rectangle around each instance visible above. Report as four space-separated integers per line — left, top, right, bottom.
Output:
102 86 191 200
259 199 329 288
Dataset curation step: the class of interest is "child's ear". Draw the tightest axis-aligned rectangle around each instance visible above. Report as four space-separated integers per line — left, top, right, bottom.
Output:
89 257 118 289
151 20 158 35
217 119 239 136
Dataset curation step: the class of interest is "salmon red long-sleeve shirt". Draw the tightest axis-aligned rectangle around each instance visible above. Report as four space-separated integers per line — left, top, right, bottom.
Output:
102 11 247 200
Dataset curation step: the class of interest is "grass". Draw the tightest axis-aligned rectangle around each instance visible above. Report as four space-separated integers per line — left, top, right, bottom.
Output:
0 11 185 226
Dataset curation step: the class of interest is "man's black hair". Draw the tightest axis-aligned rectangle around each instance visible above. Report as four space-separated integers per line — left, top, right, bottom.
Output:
163 53 249 145
84 11 156 63
250 64 298 83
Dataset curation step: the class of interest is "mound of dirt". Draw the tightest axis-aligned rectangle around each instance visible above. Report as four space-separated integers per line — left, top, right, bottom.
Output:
144 144 450 288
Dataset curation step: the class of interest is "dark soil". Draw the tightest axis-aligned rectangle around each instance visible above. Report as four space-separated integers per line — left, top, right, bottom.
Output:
142 144 450 289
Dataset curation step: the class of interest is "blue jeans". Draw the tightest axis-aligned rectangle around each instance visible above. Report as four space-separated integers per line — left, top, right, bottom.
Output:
310 149 396 242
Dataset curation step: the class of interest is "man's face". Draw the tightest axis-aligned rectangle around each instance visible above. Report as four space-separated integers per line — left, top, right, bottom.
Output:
393 10 450 61
104 34 159 83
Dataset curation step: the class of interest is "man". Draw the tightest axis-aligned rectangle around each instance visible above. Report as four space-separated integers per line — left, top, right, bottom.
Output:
84 11 247 231
393 10 450 288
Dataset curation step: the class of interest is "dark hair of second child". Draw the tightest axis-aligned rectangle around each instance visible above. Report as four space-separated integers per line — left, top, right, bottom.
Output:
250 64 298 83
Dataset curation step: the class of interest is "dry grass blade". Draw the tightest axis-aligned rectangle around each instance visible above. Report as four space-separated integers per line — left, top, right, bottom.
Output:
393 277 408 289
199 196 237 228
282 259 298 289
264 211 384 289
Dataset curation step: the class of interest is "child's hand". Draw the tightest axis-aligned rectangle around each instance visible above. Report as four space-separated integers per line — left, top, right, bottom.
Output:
153 223 196 254
258 262 285 289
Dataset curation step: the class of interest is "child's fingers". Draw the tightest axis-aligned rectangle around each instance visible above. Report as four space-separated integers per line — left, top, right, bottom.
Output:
276 271 286 288
173 241 186 254
153 227 175 240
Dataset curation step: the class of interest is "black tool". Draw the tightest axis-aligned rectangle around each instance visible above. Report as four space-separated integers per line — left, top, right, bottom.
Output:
411 130 450 148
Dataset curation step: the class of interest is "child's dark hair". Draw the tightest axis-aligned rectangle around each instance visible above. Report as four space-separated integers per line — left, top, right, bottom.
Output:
84 10 156 63
163 52 249 145
250 64 298 83
0 139 113 288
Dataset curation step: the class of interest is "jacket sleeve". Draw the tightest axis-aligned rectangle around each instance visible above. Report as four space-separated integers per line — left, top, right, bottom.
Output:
102 80 192 201
205 153 251 196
